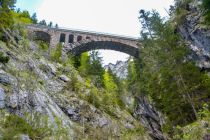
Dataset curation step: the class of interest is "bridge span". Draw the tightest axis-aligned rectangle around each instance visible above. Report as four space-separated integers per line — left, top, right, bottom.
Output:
27 25 140 57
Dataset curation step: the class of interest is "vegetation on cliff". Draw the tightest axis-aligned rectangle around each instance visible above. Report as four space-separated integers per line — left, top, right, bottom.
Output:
0 1 150 140
126 0 210 139
0 0 210 139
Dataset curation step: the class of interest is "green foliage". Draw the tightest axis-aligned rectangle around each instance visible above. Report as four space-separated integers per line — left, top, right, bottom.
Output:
39 20 47 26
78 52 91 76
103 71 118 93
122 126 146 139
1 113 52 140
31 13 38 24
12 10 32 24
66 74 81 92
78 51 105 88
198 103 210 119
172 104 210 140
128 9 210 137
0 52 9 64
171 0 193 26
0 0 16 9
50 43 62 62
202 0 210 24
0 0 16 29
37 40 49 51
86 87 101 108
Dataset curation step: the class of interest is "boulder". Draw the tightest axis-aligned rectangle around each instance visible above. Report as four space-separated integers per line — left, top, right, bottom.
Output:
59 75 70 82
0 70 17 86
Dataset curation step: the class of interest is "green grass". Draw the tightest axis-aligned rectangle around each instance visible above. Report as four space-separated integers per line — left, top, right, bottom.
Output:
1 114 52 140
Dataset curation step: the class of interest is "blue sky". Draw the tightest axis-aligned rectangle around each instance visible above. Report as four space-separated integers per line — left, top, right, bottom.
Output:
15 0 173 65
16 0 42 15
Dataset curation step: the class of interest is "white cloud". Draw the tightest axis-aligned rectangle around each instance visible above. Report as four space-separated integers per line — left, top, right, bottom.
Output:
36 0 173 65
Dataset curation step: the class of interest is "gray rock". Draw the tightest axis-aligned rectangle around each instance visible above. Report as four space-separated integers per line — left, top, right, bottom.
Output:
134 96 166 140
7 93 18 108
0 70 17 86
125 122 134 129
105 60 128 79
66 108 80 121
19 134 30 140
201 120 209 128
47 63 57 75
0 86 5 108
178 3 210 70
98 117 109 127
60 75 70 82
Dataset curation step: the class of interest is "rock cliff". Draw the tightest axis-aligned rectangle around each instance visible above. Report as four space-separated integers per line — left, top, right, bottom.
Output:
0 28 151 139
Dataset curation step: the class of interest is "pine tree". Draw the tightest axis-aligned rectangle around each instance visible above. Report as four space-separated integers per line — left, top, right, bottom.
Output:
31 13 38 24
132 9 210 128
0 0 16 29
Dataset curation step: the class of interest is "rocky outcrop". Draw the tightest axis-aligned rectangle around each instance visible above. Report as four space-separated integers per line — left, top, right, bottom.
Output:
134 96 167 140
0 29 151 139
177 1 210 69
105 60 128 79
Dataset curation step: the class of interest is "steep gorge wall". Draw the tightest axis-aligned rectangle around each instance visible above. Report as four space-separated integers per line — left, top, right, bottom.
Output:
177 2 210 69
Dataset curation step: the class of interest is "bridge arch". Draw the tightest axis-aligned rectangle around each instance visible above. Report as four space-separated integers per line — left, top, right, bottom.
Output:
69 41 139 57
33 31 51 43
26 25 140 57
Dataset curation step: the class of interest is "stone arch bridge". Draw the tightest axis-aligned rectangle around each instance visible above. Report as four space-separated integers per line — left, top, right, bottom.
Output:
27 25 140 57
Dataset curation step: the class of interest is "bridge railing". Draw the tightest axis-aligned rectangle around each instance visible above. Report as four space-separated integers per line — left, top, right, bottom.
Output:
28 24 139 41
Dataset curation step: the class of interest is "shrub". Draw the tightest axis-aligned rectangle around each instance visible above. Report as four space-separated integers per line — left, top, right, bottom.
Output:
202 0 210 24
37 40 49 51
0 52 9 64
50 43 62 62
86 88 101 108
2 114 52 140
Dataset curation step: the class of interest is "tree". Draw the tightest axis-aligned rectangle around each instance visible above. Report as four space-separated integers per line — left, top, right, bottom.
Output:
103 71 118 93
202 0 210 24
78 51 105 88
78 52 91 76
55 24 58 28
48 21 53 27
0 0 16 9
89 51 104 76
39 20 47 26
0 0 16 29
31 13 38 24
132 9 210 129
51 43 62 62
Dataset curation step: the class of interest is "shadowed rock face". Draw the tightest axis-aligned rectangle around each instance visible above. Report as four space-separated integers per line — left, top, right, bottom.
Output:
33 31 51 43
134 96 167 140
177 2 210 70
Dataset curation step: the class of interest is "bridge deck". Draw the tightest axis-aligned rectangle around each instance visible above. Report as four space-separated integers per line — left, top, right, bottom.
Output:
28 24 139 42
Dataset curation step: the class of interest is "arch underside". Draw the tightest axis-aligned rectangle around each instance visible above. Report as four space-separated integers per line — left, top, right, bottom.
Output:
69 41 139 57
33 31 51 43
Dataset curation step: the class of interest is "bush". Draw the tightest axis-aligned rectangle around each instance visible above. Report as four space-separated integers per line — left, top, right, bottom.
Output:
2 114 52 140
50 43 62 62
37 40 49 51
86 88 101 108
202 0 210 24
0 52 9 64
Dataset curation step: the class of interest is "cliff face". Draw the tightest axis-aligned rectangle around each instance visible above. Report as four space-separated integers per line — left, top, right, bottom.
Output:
177 1 210 69
0 29 151 139
134 97 167 140
105 60 128 79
